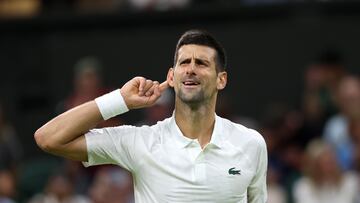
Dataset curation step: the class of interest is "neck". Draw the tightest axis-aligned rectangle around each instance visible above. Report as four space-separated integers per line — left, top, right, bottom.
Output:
174 97 217 148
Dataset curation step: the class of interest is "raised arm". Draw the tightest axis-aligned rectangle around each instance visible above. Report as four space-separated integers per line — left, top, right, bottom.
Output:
34 77 169 161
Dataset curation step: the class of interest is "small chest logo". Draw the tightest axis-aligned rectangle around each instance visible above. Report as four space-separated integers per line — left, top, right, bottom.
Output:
228 167 241 175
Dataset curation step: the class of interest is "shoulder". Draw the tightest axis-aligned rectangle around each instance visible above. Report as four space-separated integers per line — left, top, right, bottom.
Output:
219 116 266 149
124 116 173 143
150 116 173 131
87 117 172 148
323 114 349 140
324 114 347 130
92 116 172 135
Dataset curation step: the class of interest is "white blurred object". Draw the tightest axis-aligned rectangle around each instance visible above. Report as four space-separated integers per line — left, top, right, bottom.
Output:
293 172 359 203
267 184 286 203
293 139 360 203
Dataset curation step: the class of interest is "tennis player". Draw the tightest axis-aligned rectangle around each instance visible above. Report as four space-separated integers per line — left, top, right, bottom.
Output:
35 29 268 203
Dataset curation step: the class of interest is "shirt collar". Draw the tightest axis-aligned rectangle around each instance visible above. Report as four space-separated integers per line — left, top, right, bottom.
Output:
170 113 224 149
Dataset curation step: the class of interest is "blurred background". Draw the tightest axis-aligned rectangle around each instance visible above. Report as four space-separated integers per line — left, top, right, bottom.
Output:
1 0 360 202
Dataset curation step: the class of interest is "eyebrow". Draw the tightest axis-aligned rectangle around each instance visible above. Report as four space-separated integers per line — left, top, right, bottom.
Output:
178 57 210 65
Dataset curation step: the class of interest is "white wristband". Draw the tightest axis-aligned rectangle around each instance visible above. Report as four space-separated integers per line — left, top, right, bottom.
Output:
95 89 129 120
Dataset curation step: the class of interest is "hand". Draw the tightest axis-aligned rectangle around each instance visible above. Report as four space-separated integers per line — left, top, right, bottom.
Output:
120 76 169 109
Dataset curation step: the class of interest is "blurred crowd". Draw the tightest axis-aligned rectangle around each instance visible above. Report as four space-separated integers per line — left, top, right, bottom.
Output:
1 48 360 203
1 0 213 18
0 0 357 19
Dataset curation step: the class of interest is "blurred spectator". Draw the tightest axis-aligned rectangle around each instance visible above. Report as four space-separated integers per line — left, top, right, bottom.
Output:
351 110 360 203
28 173 90 203
260 103 303 203
0 169 16 203
300 49 346 144
16 158 62 203
323 75 360 170
60 56 107 111
293 139 359 203
58 56 121 127
56 56 123 194
88 167 134 203
267 164 286 203
61 160 90 195
0 103 23 170
352 114 360 170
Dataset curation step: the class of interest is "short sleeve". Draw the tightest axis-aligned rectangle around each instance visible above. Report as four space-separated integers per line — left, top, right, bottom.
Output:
82 125 140 172
247 135 268 203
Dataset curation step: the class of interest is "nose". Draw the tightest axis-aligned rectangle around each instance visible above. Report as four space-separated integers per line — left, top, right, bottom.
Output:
185 60 196 75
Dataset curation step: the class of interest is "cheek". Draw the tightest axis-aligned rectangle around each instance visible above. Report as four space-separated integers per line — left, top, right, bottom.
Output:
169 70 179 87
171 75 182 90
209 75 220 87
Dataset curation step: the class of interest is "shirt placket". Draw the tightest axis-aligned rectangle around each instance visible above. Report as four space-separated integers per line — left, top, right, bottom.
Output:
188 140 207 184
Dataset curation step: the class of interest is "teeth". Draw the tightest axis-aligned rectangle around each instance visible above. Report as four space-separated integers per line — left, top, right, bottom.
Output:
184 81 198 85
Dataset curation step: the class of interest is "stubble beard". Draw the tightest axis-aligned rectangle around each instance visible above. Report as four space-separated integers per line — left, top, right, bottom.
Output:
177 88 206 105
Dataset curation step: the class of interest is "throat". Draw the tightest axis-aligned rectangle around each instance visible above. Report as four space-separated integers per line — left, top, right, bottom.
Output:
174 108 215 148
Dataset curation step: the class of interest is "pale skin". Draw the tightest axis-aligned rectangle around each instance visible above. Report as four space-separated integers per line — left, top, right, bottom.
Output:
34 44 227 161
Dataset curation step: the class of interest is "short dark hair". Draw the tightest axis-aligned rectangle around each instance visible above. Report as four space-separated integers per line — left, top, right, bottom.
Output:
313 48 343 66
174 29 227 72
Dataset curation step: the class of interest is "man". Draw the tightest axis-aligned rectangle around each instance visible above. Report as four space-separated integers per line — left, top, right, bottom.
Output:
35 30 268 202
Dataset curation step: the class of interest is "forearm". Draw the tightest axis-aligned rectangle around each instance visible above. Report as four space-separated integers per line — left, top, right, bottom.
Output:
35 77 168 161
34 101 102 158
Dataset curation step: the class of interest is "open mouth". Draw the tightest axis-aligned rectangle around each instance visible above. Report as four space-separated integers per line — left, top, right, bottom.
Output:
183 81 200 86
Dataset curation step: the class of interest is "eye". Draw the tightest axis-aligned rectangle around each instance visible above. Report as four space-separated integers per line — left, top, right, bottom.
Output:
179 59 191 65
197 61 206 66
195 59 208 67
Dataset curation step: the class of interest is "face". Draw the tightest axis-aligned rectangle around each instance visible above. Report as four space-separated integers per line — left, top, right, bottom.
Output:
167 44 227 105
337 77 360 118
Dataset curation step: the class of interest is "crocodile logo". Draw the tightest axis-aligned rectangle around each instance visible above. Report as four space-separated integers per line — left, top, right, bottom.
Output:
228 167 241 175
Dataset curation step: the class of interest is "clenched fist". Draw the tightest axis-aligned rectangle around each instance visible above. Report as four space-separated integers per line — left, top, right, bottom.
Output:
120 77 169 109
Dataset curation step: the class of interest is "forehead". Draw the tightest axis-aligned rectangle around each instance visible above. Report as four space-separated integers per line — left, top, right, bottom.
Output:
177 44 217 61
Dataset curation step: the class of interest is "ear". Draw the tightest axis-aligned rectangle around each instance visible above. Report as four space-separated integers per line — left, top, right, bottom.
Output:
167 67 175 87
217 71 227 90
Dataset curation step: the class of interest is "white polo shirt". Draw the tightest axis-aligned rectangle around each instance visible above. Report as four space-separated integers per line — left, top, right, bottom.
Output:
84 114 268 203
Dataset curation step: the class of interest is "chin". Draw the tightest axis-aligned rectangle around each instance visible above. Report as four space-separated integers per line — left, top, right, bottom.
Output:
178 93 204 104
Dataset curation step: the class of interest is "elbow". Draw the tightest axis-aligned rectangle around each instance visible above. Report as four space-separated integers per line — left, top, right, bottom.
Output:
34 128 56 153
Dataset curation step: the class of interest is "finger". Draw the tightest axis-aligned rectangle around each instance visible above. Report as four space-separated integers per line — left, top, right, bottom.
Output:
137 77 146 96
142 80 154 95
148 84 161 104
159 80 169 93
145 81 159 97
153 83 160 96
